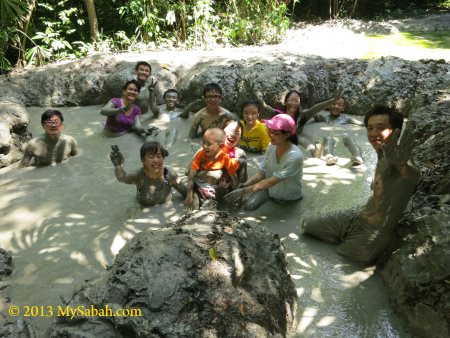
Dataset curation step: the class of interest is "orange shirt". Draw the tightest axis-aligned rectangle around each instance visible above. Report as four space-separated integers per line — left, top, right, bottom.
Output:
191 149 239 176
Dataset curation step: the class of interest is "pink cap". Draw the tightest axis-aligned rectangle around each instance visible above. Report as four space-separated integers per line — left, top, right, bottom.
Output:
263 114 296 135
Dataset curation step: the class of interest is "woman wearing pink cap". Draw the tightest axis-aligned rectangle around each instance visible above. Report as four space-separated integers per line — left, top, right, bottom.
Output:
224 114 303 210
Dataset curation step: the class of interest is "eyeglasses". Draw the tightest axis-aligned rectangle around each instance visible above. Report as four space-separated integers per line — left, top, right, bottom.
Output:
44 120 62 126
204 95 221 100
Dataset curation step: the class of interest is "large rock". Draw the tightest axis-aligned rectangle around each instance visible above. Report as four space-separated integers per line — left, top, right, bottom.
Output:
380 90 450 338
0 98 31 167
48 211 297 337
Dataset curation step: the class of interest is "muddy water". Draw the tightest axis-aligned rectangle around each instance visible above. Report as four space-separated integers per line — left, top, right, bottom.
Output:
0 106 408 337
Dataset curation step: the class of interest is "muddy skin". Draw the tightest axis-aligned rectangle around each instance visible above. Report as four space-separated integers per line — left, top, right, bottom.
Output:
302 118 420 264
18 133 79 168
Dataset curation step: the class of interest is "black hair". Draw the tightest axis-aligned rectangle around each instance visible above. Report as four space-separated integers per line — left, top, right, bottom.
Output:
283 90 302 124
140 141 169 161
41 109 64 124
282 131 299 146
364 105 403 130
221 117 243 136
122 79 141 93
203 83 223 97
135 61 152 73
163 89 179 99
241 99 261 113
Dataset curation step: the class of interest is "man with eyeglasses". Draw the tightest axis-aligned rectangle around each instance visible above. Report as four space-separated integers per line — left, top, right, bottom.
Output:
19 109 79 167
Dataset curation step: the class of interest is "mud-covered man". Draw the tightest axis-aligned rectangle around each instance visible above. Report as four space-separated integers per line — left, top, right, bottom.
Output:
302 105 420 265
134 61 156 116
19 109 79 167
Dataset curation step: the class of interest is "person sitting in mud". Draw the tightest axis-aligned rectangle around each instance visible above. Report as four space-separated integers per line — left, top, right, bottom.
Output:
311 97 365 166
238 99 270 154
245 79 342 152
100 80 159 139
19 109 79 167
301 105 420 265
133 61 156 116
186 83 235 139
224 114 304 211
109 142 187 206
185 128 239 210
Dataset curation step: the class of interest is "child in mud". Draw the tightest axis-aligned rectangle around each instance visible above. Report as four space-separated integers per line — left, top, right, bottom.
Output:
311 97 365 166
185 128 239 210
245 79 342 151
302 105 420 265
19 109 79 167
109 142 187 206
187 83 235 139
238 99 270 154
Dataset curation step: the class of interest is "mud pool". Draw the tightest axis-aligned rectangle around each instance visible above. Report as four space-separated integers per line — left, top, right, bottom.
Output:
0 105 409 337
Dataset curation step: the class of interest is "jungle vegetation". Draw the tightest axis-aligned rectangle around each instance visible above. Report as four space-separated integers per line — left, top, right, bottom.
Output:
0 0 448 72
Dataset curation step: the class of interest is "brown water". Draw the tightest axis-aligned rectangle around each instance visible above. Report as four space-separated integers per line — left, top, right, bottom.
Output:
0 105 408 337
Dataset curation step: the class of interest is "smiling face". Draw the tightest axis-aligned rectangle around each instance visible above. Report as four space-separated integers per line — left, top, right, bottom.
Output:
285 92 301 112
142 149 164 173
330 98 345 116
135 64 151 82
42 115 63 138
122 83 139 103
203 90 222 110
243 104 259 129
223 120 242 148
267 128 289 146
202 131 223 159
164 92 179 110
366 114 394 153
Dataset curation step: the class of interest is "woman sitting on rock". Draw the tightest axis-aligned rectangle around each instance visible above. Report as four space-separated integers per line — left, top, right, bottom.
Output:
224 114 304 211
100 80 158 139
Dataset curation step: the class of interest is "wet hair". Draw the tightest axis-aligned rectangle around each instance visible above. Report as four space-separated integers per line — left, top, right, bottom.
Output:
204 127 226 144
221 118 243 136
241 99 261 114
364 105 403 130
140 141 169 161
163 89 179 99
283 90 302 122
122 79 141 93
280 131 299 146
135 61 152 73
203 83 223 97
284 90 302 104
41 109 64 124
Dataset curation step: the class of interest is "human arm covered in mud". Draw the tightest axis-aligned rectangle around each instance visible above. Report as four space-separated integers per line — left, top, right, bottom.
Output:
304 86 343 122
179 98 204 119
109 145 140 184
167 168 187 198
148 79 160 118
184 168 197 210
100 101 131 117
18 140 36 168
132 115 160 137
381 123 420 180
188 112 203 139
244 78 276 117
223 171 268 204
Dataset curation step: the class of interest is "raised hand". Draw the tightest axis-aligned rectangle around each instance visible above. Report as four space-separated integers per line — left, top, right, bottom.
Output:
148 77 158 90
244 77 257 96
110 145 124 167
381 122 418 166
224 188 246 205
333 84 343 100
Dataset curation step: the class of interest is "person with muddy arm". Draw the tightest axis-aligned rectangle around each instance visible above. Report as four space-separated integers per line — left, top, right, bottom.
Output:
301 105 420 265
110 142 186 206
245 78 342 149
19 109 79 167
100 80 159 139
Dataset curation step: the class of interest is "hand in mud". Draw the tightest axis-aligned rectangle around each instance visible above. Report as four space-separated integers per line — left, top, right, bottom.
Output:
110 145 124 167
333 85 343 100
145 125 160 136
148 77 158 91
184 195 194 211
224 188 246 205
381 122 418 166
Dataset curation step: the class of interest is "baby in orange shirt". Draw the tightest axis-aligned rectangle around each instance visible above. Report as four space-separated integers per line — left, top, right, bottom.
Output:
185 128 239 210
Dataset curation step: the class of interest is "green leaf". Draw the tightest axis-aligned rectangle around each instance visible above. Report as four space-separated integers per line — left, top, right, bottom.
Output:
209 247 217 260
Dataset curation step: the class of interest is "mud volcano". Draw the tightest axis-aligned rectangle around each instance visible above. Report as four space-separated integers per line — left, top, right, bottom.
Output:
48 210 297 337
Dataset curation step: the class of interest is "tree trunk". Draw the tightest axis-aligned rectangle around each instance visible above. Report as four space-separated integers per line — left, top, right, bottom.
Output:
83 0 99 41
16 0 36 68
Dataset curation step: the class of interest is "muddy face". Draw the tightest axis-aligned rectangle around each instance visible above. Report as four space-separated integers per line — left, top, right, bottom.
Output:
284 92 301 112
135 65 151 82
203 90 222 110
202 132 223 159
142 150 165 175
164 92 179 110
42 116 63 138
366 114 394 153
330 98 345 116
122 83 139 103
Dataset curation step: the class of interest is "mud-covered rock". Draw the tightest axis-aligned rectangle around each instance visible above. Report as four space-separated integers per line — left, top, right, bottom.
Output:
0 248 12 279
48 211 297 337
0 98 31 167
380 90 450 338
